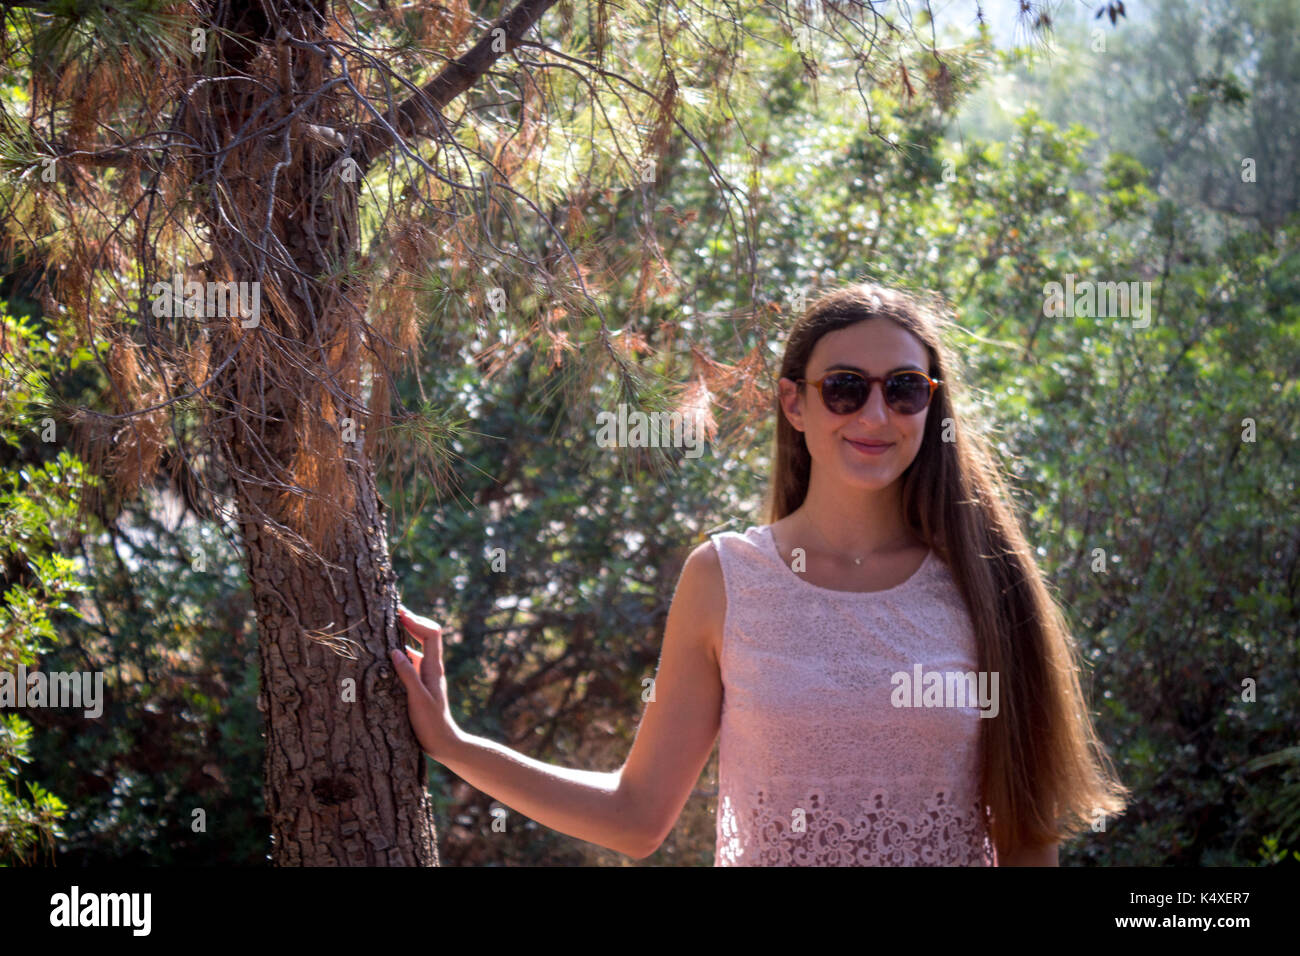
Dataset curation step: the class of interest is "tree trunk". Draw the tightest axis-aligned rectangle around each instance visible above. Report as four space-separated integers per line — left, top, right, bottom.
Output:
237 452 438 866
193 0 439 865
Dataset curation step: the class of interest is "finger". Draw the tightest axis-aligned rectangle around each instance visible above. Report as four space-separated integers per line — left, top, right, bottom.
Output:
392 642 424 666
399 606 443 645
402 611 441 643
390 648 422 695
387 647 428 697
394 642 439 695
417 642 444 688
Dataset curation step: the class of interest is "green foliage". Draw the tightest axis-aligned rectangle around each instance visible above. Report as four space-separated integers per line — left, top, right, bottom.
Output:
1 294 268 865
0 303 81 864
0 713 67 865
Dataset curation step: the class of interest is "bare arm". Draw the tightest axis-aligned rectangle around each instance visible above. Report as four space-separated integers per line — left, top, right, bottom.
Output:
436 728 639 858
615 539 726 856
392 538 725 860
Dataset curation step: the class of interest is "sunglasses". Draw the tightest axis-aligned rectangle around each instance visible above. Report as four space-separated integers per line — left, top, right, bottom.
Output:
796 369 942 416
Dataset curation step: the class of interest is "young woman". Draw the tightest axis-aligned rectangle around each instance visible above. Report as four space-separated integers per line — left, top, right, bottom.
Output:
392 281 1129 865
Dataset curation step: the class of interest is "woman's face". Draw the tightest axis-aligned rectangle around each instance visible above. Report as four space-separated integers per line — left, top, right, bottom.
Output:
778 318 934 492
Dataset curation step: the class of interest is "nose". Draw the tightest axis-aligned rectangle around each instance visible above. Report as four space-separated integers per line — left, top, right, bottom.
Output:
855 380 890 424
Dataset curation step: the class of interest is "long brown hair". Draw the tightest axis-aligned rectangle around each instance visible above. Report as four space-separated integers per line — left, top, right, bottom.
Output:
766 281 1128 857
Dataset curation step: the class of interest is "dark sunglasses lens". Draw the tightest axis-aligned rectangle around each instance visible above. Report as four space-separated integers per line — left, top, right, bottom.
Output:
886 373 931 413
821 373 868 414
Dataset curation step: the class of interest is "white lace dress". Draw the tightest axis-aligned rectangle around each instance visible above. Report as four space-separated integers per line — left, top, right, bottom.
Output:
710 524 997 866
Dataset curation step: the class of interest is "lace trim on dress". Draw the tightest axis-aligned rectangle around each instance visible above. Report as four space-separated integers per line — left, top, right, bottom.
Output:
717 785 995 866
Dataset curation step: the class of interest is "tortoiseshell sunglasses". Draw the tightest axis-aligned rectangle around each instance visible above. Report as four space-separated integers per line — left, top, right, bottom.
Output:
797 370 942 416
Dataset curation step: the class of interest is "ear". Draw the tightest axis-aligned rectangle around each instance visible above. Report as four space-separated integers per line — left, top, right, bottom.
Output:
777 377 806 433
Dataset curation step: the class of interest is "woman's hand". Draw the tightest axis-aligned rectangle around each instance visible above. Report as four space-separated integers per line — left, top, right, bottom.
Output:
390 604 461 760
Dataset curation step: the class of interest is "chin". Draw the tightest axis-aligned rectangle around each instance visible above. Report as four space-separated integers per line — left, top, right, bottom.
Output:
834 461 904 487
844 473 903 491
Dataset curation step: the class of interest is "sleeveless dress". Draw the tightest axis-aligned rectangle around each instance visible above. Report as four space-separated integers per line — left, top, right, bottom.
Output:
710 524 997 866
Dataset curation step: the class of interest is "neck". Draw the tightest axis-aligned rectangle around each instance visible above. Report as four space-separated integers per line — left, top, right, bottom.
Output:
792 471 917 557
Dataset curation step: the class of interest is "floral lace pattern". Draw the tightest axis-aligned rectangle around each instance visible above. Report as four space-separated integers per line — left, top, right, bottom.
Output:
710 525 995 867
717 786 995 867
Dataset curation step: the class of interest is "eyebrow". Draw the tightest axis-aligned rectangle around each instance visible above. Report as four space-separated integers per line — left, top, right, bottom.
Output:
820 363 926 376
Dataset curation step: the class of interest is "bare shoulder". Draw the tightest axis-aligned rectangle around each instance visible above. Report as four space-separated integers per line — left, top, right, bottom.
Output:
673 538 726 666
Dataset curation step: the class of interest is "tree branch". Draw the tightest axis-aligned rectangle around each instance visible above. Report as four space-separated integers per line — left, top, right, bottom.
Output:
353 0 558 168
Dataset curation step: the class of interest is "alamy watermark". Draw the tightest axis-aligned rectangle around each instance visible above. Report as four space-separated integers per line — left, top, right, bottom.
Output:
1042 274 1151 328
0 664 103 718
595 403 706 459
890 665 999 718
150 274 261 328
50 885 150 936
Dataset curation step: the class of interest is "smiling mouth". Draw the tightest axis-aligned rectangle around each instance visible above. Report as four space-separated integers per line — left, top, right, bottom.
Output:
845 437 893 453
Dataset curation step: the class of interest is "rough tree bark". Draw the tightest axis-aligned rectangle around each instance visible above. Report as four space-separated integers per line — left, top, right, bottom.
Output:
189 0 437 867
181 0 553 865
